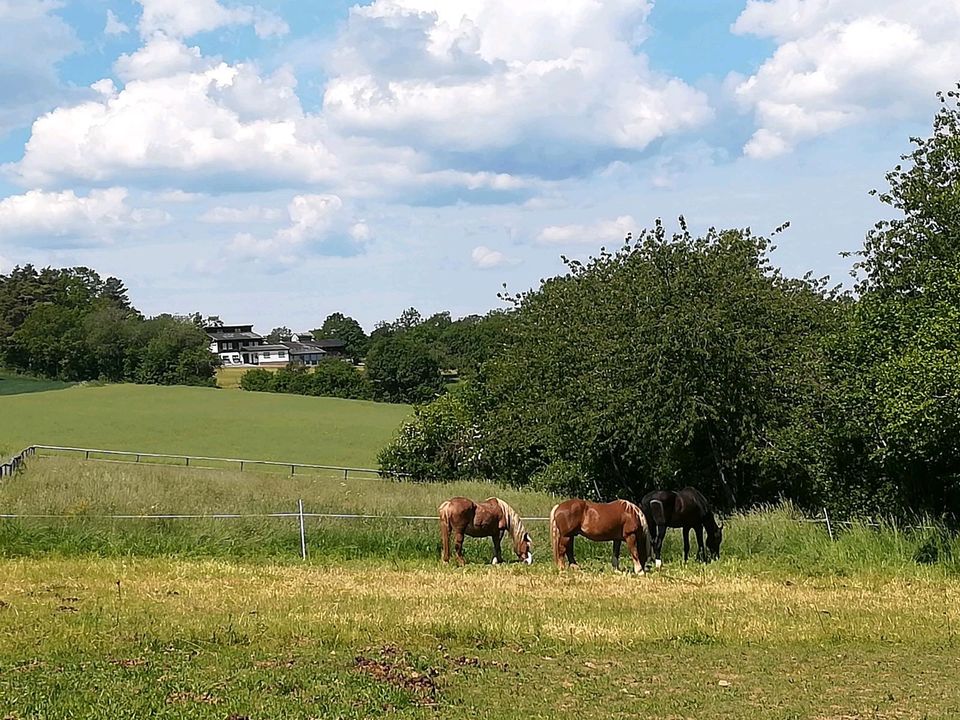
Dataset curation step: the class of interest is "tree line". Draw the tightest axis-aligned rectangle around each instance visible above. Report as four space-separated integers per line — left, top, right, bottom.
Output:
0 267 218 386
243 308 512 404
378 88 960 521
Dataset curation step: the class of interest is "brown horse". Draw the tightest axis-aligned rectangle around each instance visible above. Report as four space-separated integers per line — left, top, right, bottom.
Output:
550 499 652 573
438 497 533 566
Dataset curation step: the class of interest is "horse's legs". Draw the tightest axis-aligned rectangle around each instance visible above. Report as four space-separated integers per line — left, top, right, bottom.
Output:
612 539 621 571
626 533 644 574
683 527 691 562
492 530 503 565
454 530 466 566
554 535 568 569
566 536 577 568
440 519 451 563
694 524 706 563
654 524 666 568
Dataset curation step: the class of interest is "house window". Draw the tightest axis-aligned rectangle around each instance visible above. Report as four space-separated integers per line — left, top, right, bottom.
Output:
263 351 271 359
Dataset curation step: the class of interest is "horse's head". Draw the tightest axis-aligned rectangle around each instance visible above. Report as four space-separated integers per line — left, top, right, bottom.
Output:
516 532 533 564
707 523 723 560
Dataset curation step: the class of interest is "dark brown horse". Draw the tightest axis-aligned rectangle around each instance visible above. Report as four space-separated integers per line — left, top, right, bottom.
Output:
438 497 533 566
640 486 723 566
549 499 652 573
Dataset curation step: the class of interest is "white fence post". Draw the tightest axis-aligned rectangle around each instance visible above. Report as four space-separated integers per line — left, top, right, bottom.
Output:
298 498 307 560
823 507 834 541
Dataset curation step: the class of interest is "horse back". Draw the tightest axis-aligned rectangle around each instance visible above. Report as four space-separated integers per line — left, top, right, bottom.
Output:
677 487 711 514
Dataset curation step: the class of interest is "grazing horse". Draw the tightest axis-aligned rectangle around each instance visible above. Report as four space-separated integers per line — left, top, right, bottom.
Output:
549 499 652 573
438 497 533 566
640 486 723 566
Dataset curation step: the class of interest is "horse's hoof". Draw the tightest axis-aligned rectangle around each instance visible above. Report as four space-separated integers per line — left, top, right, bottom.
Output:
655 559 663 569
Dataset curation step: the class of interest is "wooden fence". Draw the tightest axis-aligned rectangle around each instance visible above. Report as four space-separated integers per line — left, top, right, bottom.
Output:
0 446 36 478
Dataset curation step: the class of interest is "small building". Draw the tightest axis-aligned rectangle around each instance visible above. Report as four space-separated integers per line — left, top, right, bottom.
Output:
290 331 314 342
282 340 328 366
239 343 291 366
205 324 264 366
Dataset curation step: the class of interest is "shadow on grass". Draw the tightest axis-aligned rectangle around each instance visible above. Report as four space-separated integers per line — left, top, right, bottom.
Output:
0 373 76 396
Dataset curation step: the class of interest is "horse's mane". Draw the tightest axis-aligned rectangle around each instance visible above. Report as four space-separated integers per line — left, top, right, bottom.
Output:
494 498 530 554
618 499 652 561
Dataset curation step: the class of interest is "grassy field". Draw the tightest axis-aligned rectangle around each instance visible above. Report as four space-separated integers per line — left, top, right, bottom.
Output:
1 559 959 718
2 459 960 717
0 383 410 467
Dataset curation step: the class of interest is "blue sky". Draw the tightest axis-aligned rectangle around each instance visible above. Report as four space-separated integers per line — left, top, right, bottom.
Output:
0 0 957 331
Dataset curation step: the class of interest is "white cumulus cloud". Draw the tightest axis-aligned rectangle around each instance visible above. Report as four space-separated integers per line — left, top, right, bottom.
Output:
228 194 344 262
105 9 130 36
471 245 509 269
733 0 960 158
322 0 712 176
0 188 167 244
11 51 336 188
136 0 288 39
537 215 636 245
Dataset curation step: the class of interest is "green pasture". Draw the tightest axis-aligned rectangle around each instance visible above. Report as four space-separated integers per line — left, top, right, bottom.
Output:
0 558 958 719
0 382 410 468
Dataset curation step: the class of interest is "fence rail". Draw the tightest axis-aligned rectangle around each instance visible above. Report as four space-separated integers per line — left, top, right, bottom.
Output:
9 444 406 482
0 445 941 537
0 446 36 478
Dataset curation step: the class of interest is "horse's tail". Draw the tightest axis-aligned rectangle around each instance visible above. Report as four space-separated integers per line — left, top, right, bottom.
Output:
549 503 561 566
438 501 451 562
649 498 666 528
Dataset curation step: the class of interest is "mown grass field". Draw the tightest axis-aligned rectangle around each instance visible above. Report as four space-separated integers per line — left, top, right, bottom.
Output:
2 459 960 717
0 383 410 467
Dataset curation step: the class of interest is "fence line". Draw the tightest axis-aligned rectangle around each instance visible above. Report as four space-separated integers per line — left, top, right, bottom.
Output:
0 446 36 478
0 444 940 533
4 444 407 482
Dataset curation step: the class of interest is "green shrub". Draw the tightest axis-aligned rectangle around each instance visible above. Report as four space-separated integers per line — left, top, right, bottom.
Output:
378 393 480 481
239 368 274 392
529 459 595 497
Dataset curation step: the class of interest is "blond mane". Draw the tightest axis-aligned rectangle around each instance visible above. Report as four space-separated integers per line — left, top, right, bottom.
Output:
618 499 652 562
493 498 530 555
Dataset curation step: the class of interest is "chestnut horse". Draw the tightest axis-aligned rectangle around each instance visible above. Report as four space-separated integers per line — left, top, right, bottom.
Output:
549 499 652 573
640 486 723 566
438 497 533 566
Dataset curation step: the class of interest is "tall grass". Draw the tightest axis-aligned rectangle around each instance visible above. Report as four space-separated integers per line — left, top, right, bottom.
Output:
1 458 958 575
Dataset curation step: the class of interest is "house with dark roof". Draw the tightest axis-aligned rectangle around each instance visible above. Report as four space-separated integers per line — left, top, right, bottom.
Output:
206 324 349 367
205 324 265 366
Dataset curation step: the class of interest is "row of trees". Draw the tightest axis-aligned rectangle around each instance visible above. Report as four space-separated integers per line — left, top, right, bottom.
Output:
378 89 960 520
0 267 218 386
247 308 511 404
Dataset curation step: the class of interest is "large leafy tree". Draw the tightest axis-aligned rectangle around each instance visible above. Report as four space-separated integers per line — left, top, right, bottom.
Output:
365 334 445 404
315 312 369 359
825 87 960 516
476 220 835 508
